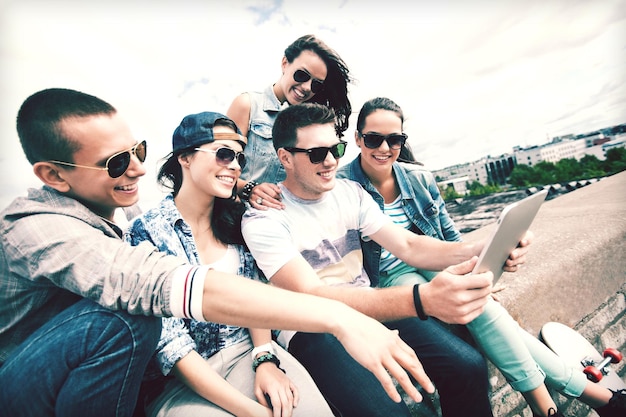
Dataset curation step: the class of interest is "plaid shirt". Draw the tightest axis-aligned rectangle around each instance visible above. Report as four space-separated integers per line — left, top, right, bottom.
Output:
0 186 187 364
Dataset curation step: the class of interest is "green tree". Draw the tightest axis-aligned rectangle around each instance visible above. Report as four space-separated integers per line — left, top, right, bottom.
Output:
440 184 461 201
554 158 583 182
604 147 626 174
466 181 501 197
579 154 606 178
534 161 557 184
509 164 535 187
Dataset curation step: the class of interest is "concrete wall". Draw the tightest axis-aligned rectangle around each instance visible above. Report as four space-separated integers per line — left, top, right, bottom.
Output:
405 171 626 416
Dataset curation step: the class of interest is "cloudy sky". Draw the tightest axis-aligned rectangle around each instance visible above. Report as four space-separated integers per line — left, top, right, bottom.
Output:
1 0 625 209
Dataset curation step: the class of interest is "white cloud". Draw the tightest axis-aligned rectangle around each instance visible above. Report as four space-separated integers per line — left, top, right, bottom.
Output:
1 0 625 209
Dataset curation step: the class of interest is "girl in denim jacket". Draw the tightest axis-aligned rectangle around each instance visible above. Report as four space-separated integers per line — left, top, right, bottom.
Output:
126 112 333 417
337 97 625 417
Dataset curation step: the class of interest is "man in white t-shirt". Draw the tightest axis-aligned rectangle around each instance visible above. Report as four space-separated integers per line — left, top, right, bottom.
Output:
241 103 532 417
0 89 437 416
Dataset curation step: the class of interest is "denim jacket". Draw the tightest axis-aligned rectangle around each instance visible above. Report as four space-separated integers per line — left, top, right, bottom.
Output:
240 85 288 185
337 156 461 286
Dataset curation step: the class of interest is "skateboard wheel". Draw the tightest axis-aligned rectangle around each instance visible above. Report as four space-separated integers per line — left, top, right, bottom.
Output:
603 347 623 363
584 365 603 382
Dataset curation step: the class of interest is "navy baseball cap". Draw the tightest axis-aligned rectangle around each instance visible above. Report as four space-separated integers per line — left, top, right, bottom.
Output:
172 111 246 152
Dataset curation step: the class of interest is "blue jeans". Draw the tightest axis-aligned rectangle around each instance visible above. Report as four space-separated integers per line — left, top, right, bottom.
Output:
288 318 493 417
380 263 588 397
0 299 161 417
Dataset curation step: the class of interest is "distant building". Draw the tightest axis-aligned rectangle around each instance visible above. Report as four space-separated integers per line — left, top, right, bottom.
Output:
485 154 516 185
437 175 470 196
434 161 487 186
514 138 586 166
432 124 626 188
433 153 515 191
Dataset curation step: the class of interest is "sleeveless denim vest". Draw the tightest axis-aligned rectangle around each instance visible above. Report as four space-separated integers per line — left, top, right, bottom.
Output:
240 85 289 184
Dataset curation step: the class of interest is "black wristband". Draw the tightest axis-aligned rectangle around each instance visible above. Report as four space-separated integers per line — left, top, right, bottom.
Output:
413 284 429 320
252 352 285 373
240 180 258 202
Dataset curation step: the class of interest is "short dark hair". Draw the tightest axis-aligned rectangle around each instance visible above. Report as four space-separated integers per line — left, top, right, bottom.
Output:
284 34 352 137
16 88 116 165
272 103 337 151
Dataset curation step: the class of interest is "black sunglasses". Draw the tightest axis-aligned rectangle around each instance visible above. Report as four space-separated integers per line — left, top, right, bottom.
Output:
360 133 407 150
49 140 147 178
195 147 246 170
284 141 347 164
293 69 324 94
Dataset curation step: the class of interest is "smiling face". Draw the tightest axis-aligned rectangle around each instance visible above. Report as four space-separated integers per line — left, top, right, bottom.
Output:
356 109 404 177
55 113 146 220
275 50 327 105
280 122 341 200
180 125 243 201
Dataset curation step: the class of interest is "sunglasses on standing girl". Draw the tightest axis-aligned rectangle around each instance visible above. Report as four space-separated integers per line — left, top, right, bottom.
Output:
293 69 325 94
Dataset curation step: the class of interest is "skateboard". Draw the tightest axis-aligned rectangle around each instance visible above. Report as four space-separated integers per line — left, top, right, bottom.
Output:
540 321 626 391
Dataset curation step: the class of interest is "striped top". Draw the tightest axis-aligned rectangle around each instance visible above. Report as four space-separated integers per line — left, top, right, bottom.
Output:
379 195 412 272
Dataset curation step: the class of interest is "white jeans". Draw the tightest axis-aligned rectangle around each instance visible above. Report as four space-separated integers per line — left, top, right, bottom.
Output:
146 339 333 417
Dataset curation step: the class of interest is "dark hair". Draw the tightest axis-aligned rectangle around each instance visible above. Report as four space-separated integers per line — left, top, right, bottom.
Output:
16 88 116 165
356 97 422 165
284 34 352 137
272 103 337 151
397 142 423 165
157 117 246 245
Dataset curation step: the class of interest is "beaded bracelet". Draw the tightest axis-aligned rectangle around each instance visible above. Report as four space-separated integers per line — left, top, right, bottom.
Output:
252 352 285 373
412 284 429 320
240 180 258 202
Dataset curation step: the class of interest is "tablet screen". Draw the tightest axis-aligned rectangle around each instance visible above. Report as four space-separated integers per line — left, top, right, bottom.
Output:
472 189 548 283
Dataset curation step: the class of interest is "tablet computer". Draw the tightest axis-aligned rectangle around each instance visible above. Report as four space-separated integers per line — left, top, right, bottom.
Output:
472 189 548 283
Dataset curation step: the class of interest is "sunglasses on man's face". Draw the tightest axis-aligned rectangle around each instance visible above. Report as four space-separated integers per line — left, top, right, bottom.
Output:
49 140 147 178
360 133 407 150
195 147 246 170
293 69 325 94
283 141 347 164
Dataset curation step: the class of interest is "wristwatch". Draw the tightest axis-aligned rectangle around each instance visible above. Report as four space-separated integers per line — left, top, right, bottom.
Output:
240 180 258 202
252 352 284 373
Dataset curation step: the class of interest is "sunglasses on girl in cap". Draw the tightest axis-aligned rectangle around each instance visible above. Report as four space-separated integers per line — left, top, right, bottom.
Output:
284 141 347 164
293 69 324 94
360 132 408 150
195 147 246 169
49 140 147 178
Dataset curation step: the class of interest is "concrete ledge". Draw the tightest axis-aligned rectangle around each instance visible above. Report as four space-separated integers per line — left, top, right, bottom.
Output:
406 171 626 416
488 289 626 417
469 170 626 335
